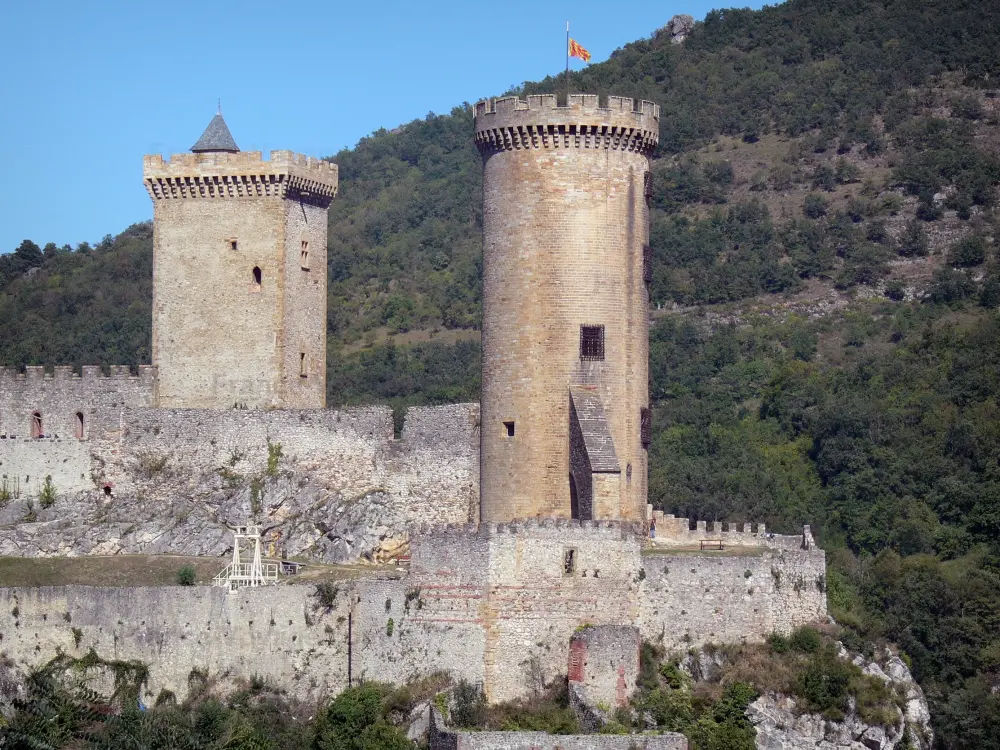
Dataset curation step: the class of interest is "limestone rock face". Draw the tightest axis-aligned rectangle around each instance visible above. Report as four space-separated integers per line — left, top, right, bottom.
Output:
661 15 695 44
748 646 934 750
0 404 479 563
0 477 415 564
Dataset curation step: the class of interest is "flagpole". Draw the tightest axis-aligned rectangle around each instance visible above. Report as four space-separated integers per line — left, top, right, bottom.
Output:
565 21 570 104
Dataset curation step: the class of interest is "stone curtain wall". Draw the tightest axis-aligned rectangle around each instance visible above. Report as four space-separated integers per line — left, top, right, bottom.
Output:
0 404 480 560
430 709 688 750
0 530 825 713
377 522 643 703
354 576 488 688
0 366 156 443
639 549 828 650
0 366 156 495
568 625 641 710
353 522 825 703
0 585 352 704
0 439 91 499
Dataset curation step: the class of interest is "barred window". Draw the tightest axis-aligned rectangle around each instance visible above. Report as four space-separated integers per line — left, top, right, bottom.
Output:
640 407 651 448
580 325 605 361
643 171 653 204
643 244 653 285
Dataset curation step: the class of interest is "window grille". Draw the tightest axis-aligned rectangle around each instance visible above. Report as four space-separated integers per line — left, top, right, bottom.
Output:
643 171 653 204
640 407 651 448
643 244 653 285
580 325 605 361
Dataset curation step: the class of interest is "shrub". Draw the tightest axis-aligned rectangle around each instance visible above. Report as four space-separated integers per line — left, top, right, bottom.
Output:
266 440 283 477
451 679 488 728
811 165 836 192
898 221 929 257
314 582 339 610
916 201 943 221
768 632 790 653
980 277 1000 308
885 280 906 301
927 268 976 305
803 194 829 219
789 626 822 653
866 220 889 245
949 235 987 267
177 565 196 586
951 94 984 121
835 158 861 184
314 683 411 750
793 647 854 716
38 475 56 509
704 161 734 185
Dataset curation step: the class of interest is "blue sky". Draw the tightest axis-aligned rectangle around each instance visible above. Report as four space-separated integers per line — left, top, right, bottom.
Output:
0 0 764 252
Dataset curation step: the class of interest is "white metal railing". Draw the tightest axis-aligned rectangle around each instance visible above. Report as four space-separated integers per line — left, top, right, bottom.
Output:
212 524 279 591
212 562 279 590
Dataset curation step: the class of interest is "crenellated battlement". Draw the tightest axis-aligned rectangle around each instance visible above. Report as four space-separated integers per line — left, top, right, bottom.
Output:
647 505 816 551
143 150 338 204
416 517 642 540
475 94 659 121
474 94 659 155
0 365 157 384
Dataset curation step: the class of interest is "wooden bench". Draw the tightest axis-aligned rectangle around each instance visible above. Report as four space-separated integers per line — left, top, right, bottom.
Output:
700 540 724 551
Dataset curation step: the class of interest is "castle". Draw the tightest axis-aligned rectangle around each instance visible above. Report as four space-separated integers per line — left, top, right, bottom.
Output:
0 99 826 726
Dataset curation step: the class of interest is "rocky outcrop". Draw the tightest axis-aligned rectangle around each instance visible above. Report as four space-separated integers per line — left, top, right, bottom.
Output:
748 646 933 750
0 404 479 563
0 475 417 563
660 15 694 44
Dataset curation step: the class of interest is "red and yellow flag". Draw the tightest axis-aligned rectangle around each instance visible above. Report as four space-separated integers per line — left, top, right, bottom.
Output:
569 38 591 63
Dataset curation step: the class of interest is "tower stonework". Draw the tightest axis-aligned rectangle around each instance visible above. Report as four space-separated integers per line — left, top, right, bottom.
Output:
475 94 659 523
144 120 337 409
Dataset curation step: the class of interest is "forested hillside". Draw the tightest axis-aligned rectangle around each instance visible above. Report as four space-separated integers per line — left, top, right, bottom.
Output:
3 0 1000 744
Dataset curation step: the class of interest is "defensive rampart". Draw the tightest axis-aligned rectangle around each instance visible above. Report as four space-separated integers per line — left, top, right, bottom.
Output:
0 365 156 440
647 506 819 551
355 519 825 702
0 584 352 704
0 520 826 712
429 708 688 750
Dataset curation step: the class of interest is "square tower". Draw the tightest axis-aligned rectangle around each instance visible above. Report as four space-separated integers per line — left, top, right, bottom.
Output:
143 114 338 409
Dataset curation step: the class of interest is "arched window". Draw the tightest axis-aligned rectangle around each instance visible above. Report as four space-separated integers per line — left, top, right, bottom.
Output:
75 412 85 439
31 412 42 439
252 266 262 291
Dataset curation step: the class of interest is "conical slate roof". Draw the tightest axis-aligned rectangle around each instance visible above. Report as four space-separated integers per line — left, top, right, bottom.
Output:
191 112 239 153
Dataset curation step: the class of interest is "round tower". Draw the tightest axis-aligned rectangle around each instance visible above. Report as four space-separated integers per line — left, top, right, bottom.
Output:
475 94 659 524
